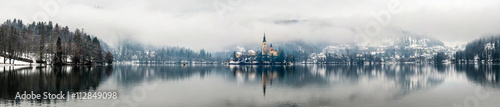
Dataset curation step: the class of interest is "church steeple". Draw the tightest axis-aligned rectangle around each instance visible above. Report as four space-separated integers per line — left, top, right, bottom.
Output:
263 33 266 42
262 33 267 55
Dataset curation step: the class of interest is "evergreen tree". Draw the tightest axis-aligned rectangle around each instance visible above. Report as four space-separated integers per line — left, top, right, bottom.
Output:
200 49 206 59
232 51 237 61
92 37 102 62
105 51 114 64
434 52 447 63
53 37 63 65
38 22 45 62
72 29 82 64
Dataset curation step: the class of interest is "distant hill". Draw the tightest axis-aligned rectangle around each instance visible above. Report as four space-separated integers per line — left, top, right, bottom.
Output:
350 26 444 48
395 30 444 47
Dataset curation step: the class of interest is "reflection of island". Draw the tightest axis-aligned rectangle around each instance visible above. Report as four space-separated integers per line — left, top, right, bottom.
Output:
228 65 448 99
104 64 500 98
0 66 113 104
109 64 500 100
3 64 498 106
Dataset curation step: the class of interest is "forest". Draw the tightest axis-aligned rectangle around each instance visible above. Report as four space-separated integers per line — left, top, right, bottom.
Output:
114 39 222 63
0 19 113 65
455 35 500 63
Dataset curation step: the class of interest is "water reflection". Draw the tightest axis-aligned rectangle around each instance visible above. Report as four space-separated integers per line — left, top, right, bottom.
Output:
111 64 498 98
455 64 500 88
111 65 214 88
0 65 113 105
227 65 450 99
0 64 499 106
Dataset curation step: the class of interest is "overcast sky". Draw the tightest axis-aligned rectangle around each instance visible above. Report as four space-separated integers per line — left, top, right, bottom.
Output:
1 0 500 51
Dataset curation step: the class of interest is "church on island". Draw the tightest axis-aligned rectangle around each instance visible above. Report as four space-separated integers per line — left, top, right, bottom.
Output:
262 34 278 57
228 33 287 65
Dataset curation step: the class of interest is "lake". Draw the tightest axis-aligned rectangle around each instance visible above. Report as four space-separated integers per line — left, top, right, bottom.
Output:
1 64 499 107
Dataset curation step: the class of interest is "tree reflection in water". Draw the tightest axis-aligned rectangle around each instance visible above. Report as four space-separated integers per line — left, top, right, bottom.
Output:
228 64 499 99
0 64 499 106
0 65 113 105
228 65 448 99
454 64 500 88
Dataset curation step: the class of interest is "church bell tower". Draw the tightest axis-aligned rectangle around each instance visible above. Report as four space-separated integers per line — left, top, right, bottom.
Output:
262 33 267 55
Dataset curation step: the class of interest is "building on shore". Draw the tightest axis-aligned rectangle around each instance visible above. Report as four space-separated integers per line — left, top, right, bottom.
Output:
261 34 278 57
229 33 286 65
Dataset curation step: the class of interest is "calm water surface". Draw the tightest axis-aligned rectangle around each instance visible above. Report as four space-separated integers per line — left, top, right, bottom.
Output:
1 64 500 107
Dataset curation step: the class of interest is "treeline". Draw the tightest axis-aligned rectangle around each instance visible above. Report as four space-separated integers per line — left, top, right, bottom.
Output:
324 52 383 64
0 19 113 65
230 48 296 64
455 35 500 63
115 40 222 63
259 48 294 63
321 47 431 64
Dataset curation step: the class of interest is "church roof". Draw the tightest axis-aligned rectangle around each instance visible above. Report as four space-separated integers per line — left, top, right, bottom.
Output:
267 47 276 52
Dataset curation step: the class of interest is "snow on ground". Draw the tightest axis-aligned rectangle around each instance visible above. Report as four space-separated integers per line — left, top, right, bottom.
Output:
0 56 34 65
0 56 38 72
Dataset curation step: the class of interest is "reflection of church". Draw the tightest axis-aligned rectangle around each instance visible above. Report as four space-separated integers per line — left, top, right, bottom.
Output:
262 71 277 96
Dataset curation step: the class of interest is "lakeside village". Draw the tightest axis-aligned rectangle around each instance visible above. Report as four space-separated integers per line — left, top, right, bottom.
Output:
111 33 500 65
224 34 468 65
1 19 498 66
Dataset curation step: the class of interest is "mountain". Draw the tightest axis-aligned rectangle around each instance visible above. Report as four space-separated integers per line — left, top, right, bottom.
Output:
356 27 445 47
395 30 444 47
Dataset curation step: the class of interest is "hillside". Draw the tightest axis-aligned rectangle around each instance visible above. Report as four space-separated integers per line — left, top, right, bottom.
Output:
455 35 500 63
0 19 112 65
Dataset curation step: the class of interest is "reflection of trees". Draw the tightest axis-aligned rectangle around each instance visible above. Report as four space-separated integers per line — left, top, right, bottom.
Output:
107 64 454 100
455 64 500 88
112 65 215 87
0 65 113 103
385 64 446 99
230 64 447 99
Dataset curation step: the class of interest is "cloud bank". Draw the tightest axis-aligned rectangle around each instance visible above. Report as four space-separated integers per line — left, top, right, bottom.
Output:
1 0 499 51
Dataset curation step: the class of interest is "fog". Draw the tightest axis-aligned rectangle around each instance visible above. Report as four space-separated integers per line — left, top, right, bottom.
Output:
1 0 500 51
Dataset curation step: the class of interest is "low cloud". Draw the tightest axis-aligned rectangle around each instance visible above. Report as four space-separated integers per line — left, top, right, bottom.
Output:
1 0 499 51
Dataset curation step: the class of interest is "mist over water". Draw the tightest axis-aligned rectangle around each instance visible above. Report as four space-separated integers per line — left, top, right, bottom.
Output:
2 0 500 107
